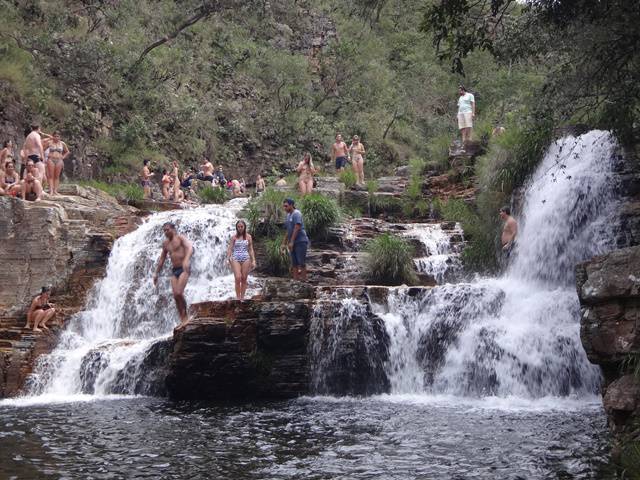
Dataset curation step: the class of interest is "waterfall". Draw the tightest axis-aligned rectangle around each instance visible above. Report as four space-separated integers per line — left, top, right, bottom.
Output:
25 200 251 398
377 130 619 398
402 223 463 283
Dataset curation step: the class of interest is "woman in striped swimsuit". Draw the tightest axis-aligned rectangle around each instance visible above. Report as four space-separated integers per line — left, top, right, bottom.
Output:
226 220 257 300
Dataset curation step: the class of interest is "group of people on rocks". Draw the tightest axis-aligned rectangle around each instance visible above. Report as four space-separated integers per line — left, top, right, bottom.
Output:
141 157 248 201
154 196 308 330
0 125 70 201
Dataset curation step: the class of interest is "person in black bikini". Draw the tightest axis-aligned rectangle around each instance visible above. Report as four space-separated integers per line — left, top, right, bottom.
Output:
153 222 194 331
25 286 57 332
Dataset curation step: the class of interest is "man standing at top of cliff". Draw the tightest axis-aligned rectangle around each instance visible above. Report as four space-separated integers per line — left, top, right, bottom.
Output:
457 85 475 146
331 133 350 171
153 222 194 331
499 206 518 256
24 124 49 184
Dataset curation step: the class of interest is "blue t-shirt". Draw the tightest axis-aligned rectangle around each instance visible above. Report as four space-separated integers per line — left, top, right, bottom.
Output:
285 209 309 244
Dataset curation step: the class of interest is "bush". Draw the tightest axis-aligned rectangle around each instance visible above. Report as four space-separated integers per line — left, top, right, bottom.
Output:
200 186 228 204
246 188 295 236
299 193 341 240
79 181 143 203
263 236 290 276
434 198 500 273
338 168 358 189
364 233 417 285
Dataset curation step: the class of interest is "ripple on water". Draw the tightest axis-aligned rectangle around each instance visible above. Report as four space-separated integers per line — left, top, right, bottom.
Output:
0 396 615 480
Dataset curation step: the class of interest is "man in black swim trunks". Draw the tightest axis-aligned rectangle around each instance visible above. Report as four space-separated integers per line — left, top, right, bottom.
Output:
153 222 194 331
23 124 49 183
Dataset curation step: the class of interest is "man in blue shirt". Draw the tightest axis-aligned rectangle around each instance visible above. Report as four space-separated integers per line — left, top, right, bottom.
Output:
282 198 310 281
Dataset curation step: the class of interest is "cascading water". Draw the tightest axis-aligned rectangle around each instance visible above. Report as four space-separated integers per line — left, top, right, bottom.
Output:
375 130 620 398
403 223 463 283
25 199 251 398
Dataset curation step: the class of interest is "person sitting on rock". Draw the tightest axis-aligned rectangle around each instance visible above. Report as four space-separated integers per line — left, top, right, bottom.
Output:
275 174 287 187
24 286 57 332
0 140 15 166
1 161 22 197
21 160 44 201
214 165 226 186
197 157 215 182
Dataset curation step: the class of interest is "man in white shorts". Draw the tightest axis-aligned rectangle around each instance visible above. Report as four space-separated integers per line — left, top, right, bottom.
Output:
457 85 475 145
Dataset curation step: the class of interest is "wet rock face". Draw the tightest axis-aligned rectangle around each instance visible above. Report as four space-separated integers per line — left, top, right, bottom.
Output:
166 283 393 400
310 296 390 396
578 244 640 451
0 185 139 398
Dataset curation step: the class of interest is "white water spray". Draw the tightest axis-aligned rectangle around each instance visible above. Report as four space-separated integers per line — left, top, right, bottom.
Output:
377 130 619 398
25 200 253 398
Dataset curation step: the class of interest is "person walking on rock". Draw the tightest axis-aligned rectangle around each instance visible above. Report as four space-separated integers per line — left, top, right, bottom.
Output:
227 220 257 301
331 134 350 171
457 85 475 145
282 198 310 281
296 152 317 195
153 222 194 331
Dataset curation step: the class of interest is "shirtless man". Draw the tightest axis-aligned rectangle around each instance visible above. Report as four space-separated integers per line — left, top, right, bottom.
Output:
24 287 56 332
499 206 518 255
140 159 154 199
153 222 194 330
331 134 350 171
198 157 215 182
23 124 49 184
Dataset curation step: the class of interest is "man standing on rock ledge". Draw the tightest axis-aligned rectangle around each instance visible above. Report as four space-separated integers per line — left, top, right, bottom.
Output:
153 222 194 331
283 198 310 281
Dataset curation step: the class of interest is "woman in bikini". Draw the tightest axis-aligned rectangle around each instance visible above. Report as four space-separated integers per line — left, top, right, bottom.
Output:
349 135 366 185
296 152 317 195
45 131 70 195
24 286 57 332
161 169 171 200
1 161 22 197
226 220 257 301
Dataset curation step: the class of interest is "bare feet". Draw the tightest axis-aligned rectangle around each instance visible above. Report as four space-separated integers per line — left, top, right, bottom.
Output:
33 328 42 333
23 323 30 329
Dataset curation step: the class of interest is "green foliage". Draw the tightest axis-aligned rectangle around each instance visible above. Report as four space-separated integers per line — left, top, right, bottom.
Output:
364 233 417 285
263 236 290 276
621 354 640 380
338 168 358 189
246 188 295 237
299 193 341 240
366 179 379 194
199 186 228 204
618 442 640 480
78 181 144 203
434 198 499 273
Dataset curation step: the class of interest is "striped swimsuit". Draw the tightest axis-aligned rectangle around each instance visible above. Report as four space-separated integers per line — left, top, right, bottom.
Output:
232 238 250 262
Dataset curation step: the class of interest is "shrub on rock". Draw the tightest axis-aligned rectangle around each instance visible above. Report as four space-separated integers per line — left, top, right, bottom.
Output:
364 233 417 285
299 193 340 240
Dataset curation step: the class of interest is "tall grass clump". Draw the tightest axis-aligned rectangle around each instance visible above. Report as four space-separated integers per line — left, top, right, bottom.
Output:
338 168 358 189
79 181 143 203
200 186 228 204
246 188 295 236
263 236 290 276
299 193 340 240
364 233 417 285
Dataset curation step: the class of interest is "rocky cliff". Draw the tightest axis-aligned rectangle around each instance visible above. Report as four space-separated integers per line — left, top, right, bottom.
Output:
578 143 640 460
0 186 139 397
166 281 394 400
578 246 640 457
